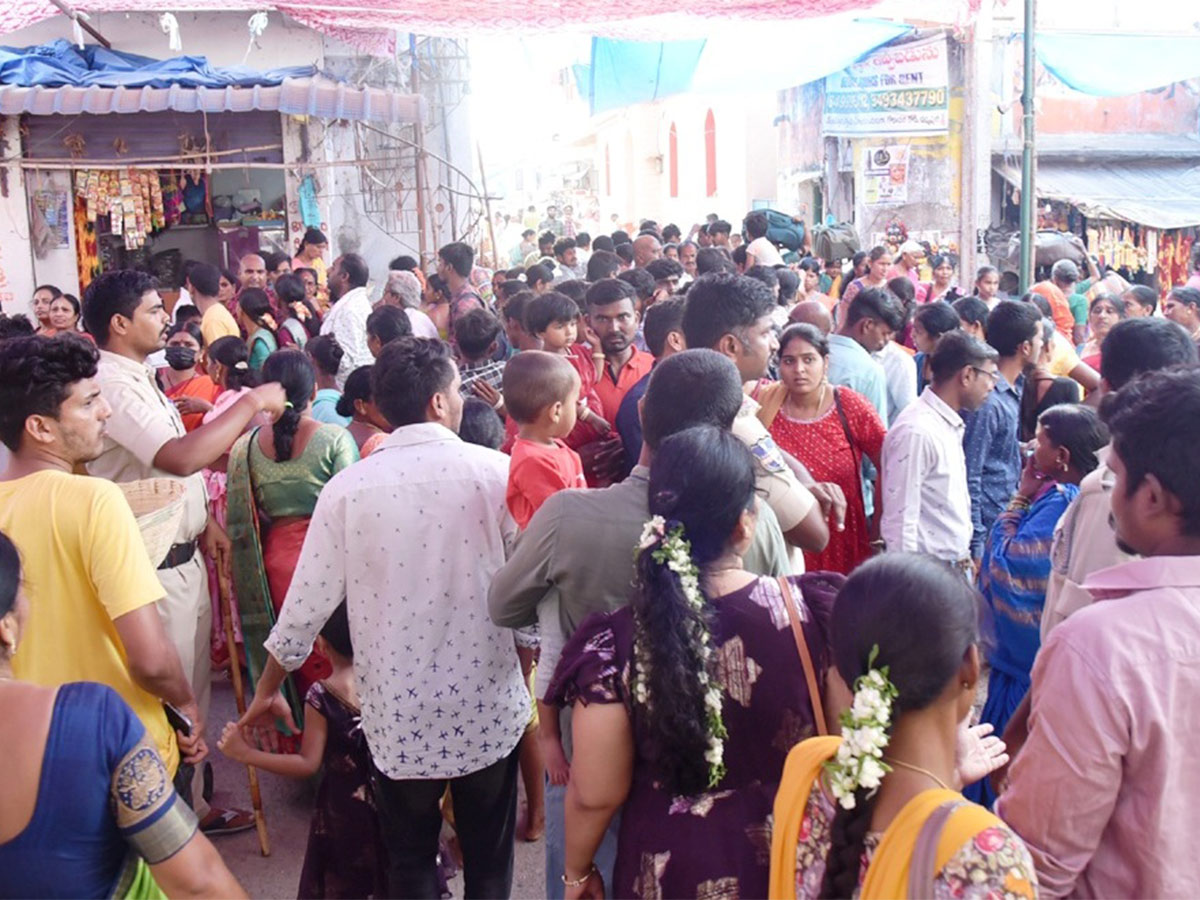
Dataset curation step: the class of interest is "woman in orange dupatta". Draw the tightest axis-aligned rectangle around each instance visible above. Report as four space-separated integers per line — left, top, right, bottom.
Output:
160 322 221 431
769 554 1038 900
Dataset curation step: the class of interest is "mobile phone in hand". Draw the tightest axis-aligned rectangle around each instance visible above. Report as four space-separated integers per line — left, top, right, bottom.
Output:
163 701 193 737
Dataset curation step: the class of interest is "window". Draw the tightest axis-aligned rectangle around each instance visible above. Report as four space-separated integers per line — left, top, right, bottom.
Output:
704 109 717 197
668 122 679 198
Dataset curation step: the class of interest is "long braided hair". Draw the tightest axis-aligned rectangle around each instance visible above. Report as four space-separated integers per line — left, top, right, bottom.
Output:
819 554 978 898
632 425 756 796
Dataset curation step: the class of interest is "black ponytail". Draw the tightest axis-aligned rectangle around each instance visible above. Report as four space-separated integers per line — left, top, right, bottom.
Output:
238 288 277 334
819 554 979 898
260 349 315 461
633 425 756 796
207 336 258 391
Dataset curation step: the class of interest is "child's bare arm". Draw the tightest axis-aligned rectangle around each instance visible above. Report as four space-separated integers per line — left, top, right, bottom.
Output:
218 708 327 779
537 700 571 786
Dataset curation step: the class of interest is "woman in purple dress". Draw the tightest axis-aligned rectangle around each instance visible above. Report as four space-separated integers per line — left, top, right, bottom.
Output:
548 426 839 899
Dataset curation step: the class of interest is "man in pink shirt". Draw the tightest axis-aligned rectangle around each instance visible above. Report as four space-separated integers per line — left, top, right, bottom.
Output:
997 366 1200 898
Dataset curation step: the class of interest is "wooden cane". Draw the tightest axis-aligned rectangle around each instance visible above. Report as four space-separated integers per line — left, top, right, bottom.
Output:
218 567 272 857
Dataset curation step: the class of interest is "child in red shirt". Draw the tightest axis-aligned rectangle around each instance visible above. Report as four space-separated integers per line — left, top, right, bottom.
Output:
503 350 586 529
502 350 588 788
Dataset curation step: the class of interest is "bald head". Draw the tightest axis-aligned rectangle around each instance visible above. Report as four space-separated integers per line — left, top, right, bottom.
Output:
633 234 663 268
239 254 267 289
789 300 833 335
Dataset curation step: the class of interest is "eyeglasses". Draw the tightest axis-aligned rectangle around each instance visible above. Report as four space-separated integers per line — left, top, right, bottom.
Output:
971 366 999 384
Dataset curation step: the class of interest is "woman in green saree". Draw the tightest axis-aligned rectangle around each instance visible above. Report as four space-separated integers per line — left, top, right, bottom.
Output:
226 349 358 726
237 288 279 371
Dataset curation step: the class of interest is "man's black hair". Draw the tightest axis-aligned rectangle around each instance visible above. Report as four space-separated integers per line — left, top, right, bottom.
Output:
0 314 35 340
592 235 615 253
681 272 775 350
777 268 800 305
845 287 906 332
661 224 682 243
556 280 588 305
372 338 456 427
389 255 420 272
553 237 577 259
641 349 743 451
615 244 634 264
340 253 370 288
586 250 622 282
576 232 591 248
696 247 735 276
0 334 99 451
525 264 553 288
646 257 684 283
929 329 998 383
618 268 656 303
539 231 557 249
644 296 687 359
438 242 475 279
81 269 158 345
454 308 503 360
189 262 221 297
707 220 732 237
1101 366 1200 536
953 296 990 330
744 265 779 297
586 277 637 310
985 300 1042 357
1101 317 1199 390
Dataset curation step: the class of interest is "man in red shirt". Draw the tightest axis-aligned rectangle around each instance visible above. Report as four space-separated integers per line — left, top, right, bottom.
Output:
585 279 653 419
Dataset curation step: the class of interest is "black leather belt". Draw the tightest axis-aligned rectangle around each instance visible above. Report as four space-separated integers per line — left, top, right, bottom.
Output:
158 540 198 570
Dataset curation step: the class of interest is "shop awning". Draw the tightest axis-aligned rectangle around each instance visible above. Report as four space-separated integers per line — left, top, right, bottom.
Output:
993 157 1200 230
0 75 424 123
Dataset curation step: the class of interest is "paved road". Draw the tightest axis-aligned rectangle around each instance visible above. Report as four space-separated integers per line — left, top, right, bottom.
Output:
205 678 546 898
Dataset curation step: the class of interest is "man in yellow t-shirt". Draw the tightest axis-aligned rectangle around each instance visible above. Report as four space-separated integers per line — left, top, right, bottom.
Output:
0 333 205 776
190 261 240 348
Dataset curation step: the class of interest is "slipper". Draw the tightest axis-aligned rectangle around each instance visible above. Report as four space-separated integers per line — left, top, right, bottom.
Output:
199 807 255 836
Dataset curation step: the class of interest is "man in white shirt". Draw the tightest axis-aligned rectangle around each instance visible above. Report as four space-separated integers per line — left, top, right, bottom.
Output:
241 337 527 897
743 210 784 268
319 253 374 388
881 330 998 570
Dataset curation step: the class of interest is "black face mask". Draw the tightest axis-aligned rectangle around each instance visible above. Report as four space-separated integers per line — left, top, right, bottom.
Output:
165 346 197 371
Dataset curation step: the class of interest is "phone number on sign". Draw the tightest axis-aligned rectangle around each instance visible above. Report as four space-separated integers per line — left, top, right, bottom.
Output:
827 88 947 111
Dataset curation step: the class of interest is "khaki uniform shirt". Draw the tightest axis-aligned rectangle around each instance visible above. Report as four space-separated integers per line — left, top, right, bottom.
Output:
88 350 208 542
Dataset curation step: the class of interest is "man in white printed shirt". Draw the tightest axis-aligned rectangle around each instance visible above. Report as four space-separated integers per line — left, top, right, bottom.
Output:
240 337 527 897
881 330 998 572
319 252 375 388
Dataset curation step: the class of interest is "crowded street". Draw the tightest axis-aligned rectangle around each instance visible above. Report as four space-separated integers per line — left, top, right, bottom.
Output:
2 0 1200 898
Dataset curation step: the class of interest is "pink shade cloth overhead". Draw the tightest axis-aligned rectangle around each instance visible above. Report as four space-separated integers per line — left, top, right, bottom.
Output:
0 0 884 43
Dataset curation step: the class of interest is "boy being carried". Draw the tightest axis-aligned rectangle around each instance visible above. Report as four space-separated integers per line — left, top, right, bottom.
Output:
502 351 588 789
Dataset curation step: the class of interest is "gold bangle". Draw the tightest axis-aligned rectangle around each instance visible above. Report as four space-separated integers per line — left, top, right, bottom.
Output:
562 864 597 887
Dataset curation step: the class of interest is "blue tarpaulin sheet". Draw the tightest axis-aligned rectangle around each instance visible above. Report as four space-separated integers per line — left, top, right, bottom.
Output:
1036 32 1200 97
572 17 911 115
0 39 314 89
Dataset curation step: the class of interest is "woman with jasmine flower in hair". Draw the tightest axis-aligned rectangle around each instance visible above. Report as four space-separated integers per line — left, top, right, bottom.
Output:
769 553 1037 899
547 425 840 900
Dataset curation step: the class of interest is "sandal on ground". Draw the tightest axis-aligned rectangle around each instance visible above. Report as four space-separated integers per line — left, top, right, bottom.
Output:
199 807 255 836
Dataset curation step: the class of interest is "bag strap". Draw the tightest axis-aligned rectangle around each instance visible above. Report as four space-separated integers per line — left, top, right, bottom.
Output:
832 387 862 474
777 576 828 736
907 799 965 898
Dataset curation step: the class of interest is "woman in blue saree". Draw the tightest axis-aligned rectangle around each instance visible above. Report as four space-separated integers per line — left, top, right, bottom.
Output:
967 404 1108 807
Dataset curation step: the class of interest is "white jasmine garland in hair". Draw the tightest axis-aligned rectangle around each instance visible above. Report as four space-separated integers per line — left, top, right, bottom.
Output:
823 645 898 809
631 517 728 789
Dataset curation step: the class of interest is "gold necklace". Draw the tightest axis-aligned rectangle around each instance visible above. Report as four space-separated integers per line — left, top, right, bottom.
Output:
883 756 951 790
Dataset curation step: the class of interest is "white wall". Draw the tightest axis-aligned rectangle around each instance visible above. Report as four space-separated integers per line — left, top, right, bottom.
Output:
589 92 779 233
0 118 38 318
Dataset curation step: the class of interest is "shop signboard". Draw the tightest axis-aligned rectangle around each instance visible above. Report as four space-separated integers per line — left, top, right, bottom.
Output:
823 35 950 137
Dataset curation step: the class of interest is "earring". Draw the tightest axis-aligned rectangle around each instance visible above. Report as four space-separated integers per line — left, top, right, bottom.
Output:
962 681 970 690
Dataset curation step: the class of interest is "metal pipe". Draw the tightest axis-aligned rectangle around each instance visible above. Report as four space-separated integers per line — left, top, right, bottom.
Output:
1019 0 1037 292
